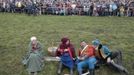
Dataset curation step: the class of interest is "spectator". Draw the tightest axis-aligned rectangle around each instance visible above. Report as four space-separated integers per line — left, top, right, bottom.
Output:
0 0 133 17
119 5 125 16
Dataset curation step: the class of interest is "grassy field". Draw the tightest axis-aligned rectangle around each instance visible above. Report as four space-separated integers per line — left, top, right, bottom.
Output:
0 13 134 75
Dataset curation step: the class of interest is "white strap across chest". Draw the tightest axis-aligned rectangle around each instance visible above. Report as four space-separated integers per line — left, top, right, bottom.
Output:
81 45 88 54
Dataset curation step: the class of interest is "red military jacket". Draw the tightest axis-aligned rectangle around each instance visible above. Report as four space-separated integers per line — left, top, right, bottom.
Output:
79 45 95 57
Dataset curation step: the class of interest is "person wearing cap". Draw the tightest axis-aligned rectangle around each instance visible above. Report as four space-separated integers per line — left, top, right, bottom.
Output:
77 41 97 75
56 37 76 75
92 39 112 61
92 39 128 74
22 36 44 75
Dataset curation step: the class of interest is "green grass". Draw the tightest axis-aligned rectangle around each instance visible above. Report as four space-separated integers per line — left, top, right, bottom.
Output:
0 13 134 75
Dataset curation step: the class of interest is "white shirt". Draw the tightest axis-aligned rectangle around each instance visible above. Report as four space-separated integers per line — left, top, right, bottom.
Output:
71 4 76 9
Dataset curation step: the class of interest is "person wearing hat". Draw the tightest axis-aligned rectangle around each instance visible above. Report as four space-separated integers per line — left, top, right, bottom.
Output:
56 37 76 75
77 41 97 75
92 39 128 74
92 39 112 61
22 36 45 75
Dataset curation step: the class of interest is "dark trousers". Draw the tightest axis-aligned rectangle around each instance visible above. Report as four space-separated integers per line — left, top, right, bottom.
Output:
110 50 122 65
108 51 128 74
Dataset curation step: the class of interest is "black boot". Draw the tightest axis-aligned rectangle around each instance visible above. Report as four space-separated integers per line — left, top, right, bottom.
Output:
70 69 73 75
89 69 95 75
57 62 63 75
122 68 129 75
109 62 129 75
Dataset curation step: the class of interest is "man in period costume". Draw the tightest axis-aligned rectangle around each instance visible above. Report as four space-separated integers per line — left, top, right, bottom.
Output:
77 41 97 75
92 39 128 75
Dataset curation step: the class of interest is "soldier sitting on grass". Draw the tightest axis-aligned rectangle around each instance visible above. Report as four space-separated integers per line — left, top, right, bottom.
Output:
76 41 97 75
92 39 129 75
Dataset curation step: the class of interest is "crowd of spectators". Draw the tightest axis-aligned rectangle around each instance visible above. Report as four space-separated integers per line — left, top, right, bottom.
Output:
0 0 134 16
